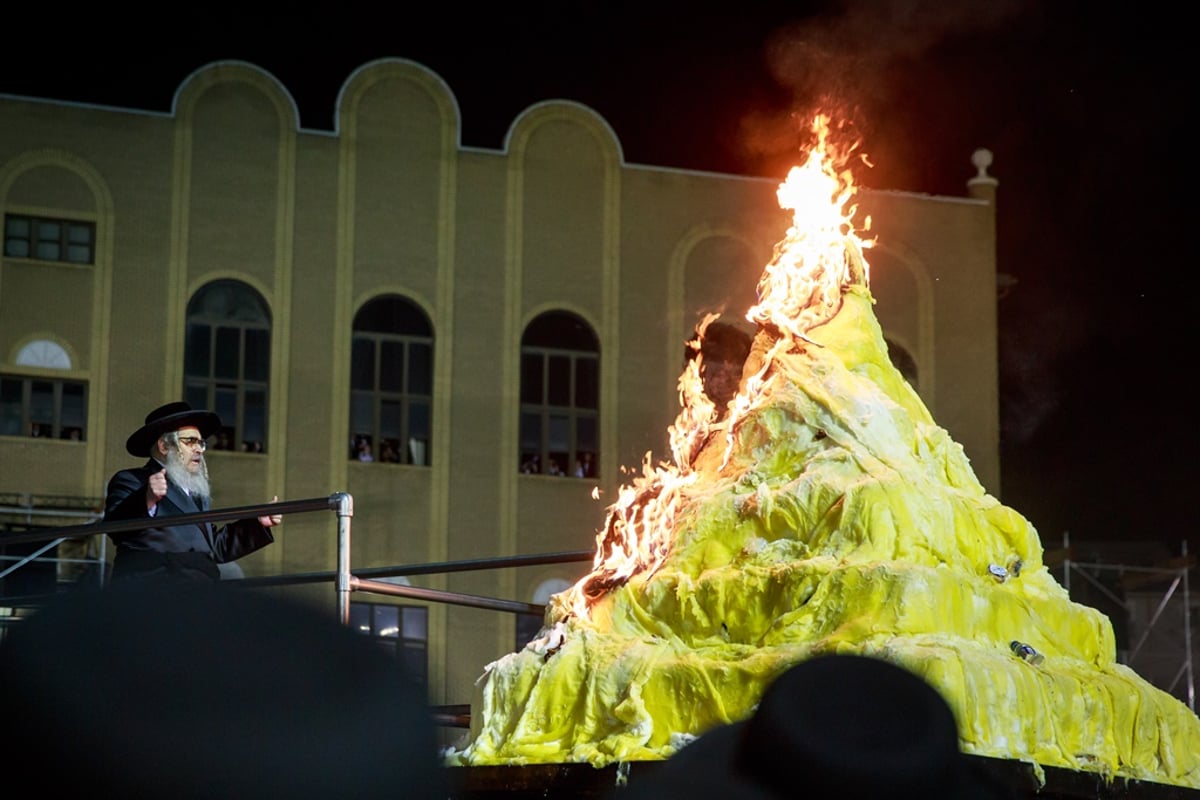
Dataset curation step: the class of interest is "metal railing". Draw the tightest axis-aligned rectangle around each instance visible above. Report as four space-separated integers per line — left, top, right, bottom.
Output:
0 496 107 591
0 493 595 728
0 495 352 611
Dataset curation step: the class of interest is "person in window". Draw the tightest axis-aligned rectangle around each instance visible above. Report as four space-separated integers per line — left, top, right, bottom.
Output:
103 402 282 584
574 452 594 478
379 440 400 463
356 436 374 462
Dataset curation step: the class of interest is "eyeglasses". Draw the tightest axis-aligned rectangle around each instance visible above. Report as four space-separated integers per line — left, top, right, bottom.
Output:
177 436 208 451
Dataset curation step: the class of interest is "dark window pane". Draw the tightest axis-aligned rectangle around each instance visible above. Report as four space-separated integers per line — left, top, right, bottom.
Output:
36 241 60 260
374 605 400 638
4 239 29 257
523 311 597 350
0 378 22 435
5 217 29 237
520 353 543 404
354 296 431 336
408 342 432 395
548 414 570 451
350 392 373 434
380 340 404 392
380 399 402 439
214 327 239 379
400 644 427 685
409 401 430 439
351 338 375 391
29 381 54 429
547 355 570 406
36 220 61 242
190 280 268 324
61 383 85 429
516 613 543 648
243 390 267 447
575 357 598 409
185 382 208 412
519 412 541 451
409 402 430 466
402 608 428 639
244 328 270 381
576 416 597 451
67 224 92 244
185 324 211 376
348 603 370 635
214 388 237 435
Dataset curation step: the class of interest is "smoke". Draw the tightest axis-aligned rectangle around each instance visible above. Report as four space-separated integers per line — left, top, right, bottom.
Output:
739 0 1032 174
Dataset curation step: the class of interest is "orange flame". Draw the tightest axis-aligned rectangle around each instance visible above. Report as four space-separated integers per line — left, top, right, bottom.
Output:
747 113 873 338
560 113 873 622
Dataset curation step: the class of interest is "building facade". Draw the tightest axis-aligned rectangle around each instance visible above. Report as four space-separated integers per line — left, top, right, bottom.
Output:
0 58 1000 711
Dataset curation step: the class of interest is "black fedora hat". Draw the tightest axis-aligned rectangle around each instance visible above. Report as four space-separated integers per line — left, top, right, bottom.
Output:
618 653 1015 800
126 401 221 457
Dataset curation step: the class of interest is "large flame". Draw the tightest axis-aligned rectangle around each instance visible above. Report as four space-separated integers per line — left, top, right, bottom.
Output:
562 114 874 622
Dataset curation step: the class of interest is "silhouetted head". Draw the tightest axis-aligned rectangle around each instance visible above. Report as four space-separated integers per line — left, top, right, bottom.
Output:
0 583 448 799
617 653 1016 800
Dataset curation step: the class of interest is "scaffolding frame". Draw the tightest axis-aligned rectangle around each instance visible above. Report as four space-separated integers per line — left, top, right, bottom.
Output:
1059 532 1194 712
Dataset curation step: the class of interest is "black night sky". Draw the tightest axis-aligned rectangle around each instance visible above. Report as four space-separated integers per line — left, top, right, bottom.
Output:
1 2 1193 553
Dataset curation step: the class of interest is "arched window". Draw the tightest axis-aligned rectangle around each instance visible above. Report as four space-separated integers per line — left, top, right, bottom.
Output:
515 577 571 648
16 340 71 369
184 280 271 453
350 296 433 466
519 311 599 478
1 339 86 440
885 337 919 392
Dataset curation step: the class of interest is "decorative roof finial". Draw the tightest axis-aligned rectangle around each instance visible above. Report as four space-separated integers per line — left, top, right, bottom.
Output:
969 148 997 187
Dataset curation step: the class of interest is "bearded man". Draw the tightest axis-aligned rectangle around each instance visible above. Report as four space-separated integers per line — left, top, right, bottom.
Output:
103 402 282 584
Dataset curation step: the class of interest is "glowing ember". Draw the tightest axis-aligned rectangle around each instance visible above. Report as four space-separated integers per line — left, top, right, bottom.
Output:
563 113 872 621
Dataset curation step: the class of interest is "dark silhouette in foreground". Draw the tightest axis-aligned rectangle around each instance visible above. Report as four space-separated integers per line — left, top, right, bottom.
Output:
0 583 447 799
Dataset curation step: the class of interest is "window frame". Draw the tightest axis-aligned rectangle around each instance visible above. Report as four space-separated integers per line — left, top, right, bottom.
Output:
349 296 434 466
348 600 429 687
3 213 96 265
0 374 88 440
518 311 599 479
184 280 271 453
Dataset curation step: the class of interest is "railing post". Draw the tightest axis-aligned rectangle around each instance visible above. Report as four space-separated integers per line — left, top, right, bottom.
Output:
1183 540 1194 712
332 492 354 626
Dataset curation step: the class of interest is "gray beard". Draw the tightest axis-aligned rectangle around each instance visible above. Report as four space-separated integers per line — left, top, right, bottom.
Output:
163 446 211 504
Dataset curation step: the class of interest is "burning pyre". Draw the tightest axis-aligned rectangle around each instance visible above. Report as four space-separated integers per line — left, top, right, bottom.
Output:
448 116 1200 788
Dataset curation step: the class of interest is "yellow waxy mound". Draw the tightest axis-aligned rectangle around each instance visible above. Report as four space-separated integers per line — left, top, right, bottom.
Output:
448 288 1200 788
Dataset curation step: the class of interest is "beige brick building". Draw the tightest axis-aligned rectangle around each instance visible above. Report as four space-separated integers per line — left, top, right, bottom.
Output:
0 58 1000 711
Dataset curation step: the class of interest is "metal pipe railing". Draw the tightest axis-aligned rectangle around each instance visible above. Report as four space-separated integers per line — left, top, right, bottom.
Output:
0 495 353 610
0 495 345 547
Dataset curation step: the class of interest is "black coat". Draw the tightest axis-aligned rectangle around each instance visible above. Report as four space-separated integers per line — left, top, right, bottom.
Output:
104 459 274 582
